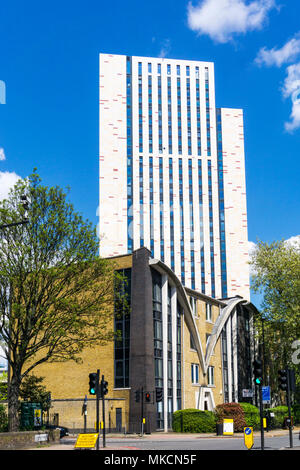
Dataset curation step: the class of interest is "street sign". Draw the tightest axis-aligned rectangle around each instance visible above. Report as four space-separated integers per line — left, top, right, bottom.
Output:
34 409 42 427
74 433 99 449
244 427 254 450
242 389 253 398
262 386 271 404
223 419 234 435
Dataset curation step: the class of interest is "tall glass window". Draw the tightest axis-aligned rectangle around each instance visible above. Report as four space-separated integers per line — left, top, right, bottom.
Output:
186 77 192 155
176 302 182 410
179 159 185 285
208 160 215 297
167 76 172 154
169 158 175 271
177 77 182 154
138 62 143 153
114 268 131 388
159 157 164 261
198 160 205 293
139 156 144 247
216 108 228 297
126 57 133 253
148 75 153 153
196 67 201 156
188 159 195 289
149 156 154 257
221 329 229 402
167 286 173 428
205 67 211 157
158 75 163 153
152 270 163 430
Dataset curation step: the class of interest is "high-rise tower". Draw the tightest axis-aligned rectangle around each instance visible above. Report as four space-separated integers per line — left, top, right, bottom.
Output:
99 53 250 299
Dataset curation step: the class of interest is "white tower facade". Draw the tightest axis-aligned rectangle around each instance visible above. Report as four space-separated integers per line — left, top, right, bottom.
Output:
99 53 250 299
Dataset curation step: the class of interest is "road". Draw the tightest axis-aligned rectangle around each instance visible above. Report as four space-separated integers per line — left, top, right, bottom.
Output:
55 430 300 451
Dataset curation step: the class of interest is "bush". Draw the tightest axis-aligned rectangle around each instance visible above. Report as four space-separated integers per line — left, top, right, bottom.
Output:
215 402 246 432
292 404 300 425
265 406 288 429
172 409 217 433
0 404 8 432
239 402 260 430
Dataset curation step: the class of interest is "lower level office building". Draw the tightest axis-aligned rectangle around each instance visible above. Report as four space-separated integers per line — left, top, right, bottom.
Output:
35 247 259 433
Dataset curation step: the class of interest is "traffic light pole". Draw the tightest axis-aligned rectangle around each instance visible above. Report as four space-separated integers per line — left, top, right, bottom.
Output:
287 370 293 449
258 383 264 451
141 387 144 437
101 375 106 448
96 369 100 450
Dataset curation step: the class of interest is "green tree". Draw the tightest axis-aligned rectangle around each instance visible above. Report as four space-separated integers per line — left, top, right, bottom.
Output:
0 171 117 431
19 375 51 412
250 239 300 400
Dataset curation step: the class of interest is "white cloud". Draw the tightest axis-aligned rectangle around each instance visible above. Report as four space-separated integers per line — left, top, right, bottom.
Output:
0 171 22 201
187 0 276 44
282 63 300 132
0 148 5 161
285 234 300 250
255 34 300 67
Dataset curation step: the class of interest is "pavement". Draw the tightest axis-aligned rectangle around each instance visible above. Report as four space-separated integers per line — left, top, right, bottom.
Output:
22 427 300 451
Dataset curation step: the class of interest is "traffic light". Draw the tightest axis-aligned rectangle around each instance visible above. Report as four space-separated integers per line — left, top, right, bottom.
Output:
278 369 288 391
89 372 98 395
145 392 151 403
253 358 263 385
155 388 163 403
100 377 108 397
135 390 140 403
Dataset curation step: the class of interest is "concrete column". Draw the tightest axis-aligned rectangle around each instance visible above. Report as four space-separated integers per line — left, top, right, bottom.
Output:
232 309 238 402
226 317 232 403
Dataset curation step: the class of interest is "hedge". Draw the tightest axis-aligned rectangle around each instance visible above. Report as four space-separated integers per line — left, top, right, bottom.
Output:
239 402 260 430
215 402 246 432
0 405 8 433
172 409 217 433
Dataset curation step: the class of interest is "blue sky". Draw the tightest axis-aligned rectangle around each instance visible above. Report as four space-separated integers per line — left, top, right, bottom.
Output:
0 0 299 299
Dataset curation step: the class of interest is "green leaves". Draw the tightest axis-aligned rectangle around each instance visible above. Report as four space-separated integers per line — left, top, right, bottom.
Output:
0 169 116 378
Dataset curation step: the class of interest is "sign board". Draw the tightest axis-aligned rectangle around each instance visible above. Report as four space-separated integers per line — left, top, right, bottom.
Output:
223 419 234 435
262 386 271 404
35 433 48 443
34 409 42 427
242 389 253 398
74 433 99 449
244 427 254 450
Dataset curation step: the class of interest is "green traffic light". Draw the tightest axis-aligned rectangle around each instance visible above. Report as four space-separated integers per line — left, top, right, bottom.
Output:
255 378 262 385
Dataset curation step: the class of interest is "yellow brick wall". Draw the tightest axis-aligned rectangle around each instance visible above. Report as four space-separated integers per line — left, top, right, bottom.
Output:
183 298 224 410
24 254 226 429
33 254 133 430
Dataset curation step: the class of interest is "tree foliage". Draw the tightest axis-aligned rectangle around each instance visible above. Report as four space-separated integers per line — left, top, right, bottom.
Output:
19 375 51 412
250 239 300 401
0 170 117 430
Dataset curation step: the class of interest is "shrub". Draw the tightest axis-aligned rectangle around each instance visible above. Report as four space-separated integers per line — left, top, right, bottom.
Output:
292 404 300 425
265 406 288 429
173 409 217 433
0 404 8 432
239 402 260 430
215 402 246 432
